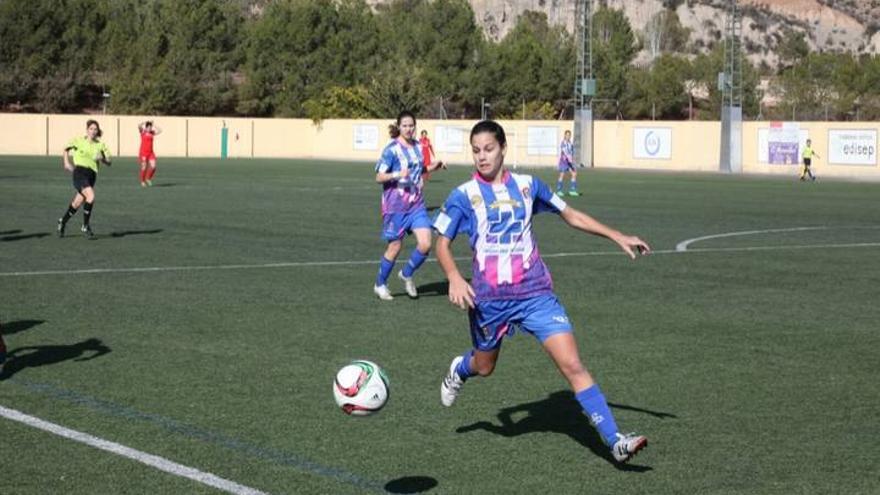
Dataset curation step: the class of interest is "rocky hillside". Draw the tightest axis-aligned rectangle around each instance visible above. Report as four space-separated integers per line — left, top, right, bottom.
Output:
467 0 880 67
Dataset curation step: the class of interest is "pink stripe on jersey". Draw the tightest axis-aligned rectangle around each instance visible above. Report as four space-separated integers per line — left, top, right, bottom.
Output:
511 254 524 285
484 256 499 288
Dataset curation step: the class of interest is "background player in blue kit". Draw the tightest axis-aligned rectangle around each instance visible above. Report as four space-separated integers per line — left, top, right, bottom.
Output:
373 110 445 300
433 120 650 464
555 129 580 197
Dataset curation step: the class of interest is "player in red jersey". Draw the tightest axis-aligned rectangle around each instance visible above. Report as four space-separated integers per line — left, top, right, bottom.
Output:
419 130 441 181
138 120 162 186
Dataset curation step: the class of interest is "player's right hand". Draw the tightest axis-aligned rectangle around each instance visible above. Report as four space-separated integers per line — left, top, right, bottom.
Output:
448 277 475 310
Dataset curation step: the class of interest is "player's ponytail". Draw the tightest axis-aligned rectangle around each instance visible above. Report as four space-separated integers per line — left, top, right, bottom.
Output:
388 124 400 139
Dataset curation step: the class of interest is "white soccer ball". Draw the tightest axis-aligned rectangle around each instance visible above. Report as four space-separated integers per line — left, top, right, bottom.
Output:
333 360 389 416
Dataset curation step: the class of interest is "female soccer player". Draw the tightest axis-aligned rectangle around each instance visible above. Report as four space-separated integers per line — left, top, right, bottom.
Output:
556 130 580 196
373 111 445 301
419 129 436 181
57 119 112 239
138 120 162 186
433 120 650 463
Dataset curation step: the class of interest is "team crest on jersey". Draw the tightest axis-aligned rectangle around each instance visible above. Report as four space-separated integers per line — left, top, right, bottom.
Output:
470 195 483 207
521 186 530 197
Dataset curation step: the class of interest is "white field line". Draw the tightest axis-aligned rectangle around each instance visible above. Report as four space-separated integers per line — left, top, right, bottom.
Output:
0 405 268 495
2 240 880 278
675 226 831 252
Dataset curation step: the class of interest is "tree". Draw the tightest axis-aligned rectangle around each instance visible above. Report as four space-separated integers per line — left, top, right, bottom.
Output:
591 7 638 118
643 9 691 62
238 0 379 117
625 54 690 119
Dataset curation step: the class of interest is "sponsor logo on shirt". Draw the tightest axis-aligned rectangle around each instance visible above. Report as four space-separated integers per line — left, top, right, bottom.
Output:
470 195 483 207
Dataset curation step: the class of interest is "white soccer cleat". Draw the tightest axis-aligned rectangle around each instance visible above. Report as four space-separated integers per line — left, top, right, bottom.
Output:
373 284 393 301
611 432 647 463
440 356 465 407
397 270 418 298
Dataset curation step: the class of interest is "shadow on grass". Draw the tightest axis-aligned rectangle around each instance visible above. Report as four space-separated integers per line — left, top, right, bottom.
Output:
0 229 23 235
1 232 51 242
109 229 163 238
149 182 177 188
2 319 45 336
384 476 438 494
456 390 666 471
411 280 449 298
0 338 111 380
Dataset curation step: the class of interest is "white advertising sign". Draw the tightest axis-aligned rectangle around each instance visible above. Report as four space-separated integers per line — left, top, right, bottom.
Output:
352 125 379 151
527 126 558 156
633 127 672 159
435 125 465 153
828 129 877 166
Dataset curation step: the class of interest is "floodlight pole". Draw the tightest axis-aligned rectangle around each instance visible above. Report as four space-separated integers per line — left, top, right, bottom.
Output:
573 0 594 168
719 0 743 173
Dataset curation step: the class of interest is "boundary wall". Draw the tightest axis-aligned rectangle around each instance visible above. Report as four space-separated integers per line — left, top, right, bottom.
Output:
0 114 877 180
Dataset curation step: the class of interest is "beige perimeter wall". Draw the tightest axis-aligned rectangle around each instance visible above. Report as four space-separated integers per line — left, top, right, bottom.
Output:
1 114 877 180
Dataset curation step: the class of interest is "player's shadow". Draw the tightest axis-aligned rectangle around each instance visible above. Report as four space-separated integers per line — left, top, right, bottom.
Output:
1 231 51 242
2 319 45 336
109 229 163 238
150 183 176 188
0 229 22 235
0 338 111 380
384 475 438 494
410 280 449 298
456 390 670 471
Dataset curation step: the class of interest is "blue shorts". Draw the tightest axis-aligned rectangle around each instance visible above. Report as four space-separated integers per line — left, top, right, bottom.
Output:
468 294 573 351
557 160 575 172
381 209 432 241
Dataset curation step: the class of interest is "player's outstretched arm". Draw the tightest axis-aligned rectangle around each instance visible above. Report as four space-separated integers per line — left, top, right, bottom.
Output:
560 207 651 259
436 235 475 309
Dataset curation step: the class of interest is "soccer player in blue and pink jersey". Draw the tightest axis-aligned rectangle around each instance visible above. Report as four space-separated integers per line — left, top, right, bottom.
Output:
433 120 650 464
556 129 580 196
373 111 446 301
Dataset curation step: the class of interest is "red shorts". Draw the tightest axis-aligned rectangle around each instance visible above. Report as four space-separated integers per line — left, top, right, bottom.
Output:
139 152 156 162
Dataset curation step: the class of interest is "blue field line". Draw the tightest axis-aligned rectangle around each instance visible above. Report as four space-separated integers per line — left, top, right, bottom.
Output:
9 378 389 493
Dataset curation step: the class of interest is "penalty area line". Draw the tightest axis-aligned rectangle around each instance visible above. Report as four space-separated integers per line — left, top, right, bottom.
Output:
0 405 268 495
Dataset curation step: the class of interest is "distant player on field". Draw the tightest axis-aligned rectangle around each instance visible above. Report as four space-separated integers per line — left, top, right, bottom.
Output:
419 129 440 181
800 138 818 182
556 130 580 196
57 119 112 239
433 120 650 464
373 110 446 301
138 120 162 186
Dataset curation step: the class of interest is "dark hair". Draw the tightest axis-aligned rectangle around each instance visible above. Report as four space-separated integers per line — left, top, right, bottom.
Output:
145 120 153 127
86 119 103 138
470 120 506 147
388 110 417 138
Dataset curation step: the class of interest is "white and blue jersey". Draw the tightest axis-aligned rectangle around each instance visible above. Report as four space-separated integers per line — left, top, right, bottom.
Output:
558 139 575 170
375 139 426 215
433 170 568 302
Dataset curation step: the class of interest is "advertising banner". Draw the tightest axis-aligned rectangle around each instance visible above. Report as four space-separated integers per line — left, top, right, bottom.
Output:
633 127 672 159
767 121 799 165
828 129 877 166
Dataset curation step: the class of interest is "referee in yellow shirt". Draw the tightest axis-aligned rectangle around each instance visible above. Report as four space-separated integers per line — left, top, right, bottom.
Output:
800 139 818 182
57 119 112 239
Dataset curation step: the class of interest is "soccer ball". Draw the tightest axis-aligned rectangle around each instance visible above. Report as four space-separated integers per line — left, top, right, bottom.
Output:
333 360 389 416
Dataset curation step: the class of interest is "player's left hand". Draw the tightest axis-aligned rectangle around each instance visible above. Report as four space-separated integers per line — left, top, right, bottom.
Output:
614 234 651 259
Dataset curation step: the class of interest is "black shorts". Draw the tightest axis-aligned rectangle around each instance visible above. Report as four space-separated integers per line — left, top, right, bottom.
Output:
72 166 97 192
803 158 811 167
